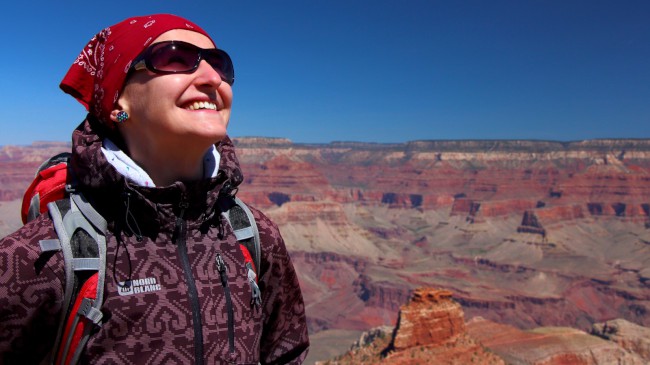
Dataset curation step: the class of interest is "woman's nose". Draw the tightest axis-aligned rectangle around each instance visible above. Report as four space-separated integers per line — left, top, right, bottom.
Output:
194 59 223 87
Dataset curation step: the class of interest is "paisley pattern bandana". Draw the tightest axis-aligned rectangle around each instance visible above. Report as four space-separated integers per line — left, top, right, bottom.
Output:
60 14 214 127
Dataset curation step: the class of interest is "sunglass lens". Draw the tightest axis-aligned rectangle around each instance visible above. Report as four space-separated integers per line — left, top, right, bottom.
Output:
150 43 198 73
205 51 234 84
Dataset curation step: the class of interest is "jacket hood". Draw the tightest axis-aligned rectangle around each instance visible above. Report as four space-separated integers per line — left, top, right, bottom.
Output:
69 116 244 237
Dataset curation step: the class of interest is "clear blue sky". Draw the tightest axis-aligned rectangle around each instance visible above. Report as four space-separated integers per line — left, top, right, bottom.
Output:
1 0 648 145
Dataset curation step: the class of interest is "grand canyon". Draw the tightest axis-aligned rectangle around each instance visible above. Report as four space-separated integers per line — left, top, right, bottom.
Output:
1 138 650 364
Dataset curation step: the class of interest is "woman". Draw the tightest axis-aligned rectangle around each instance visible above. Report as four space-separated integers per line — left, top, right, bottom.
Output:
0 14 309 364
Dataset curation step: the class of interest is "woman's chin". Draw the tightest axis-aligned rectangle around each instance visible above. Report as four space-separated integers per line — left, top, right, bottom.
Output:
191 129 229 147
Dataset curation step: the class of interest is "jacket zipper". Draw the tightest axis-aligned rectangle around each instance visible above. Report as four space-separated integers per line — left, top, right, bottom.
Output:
174 199 205 365
216 253 235 355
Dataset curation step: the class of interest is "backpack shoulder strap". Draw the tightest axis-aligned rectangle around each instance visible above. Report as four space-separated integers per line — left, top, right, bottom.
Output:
39 192 107 365
220 196 263 307
22 152 72 224
231 197 262 273
220 197 262 275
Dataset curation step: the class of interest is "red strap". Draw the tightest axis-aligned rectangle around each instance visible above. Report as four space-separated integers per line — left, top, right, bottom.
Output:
55 273 98 365
239 244 257 277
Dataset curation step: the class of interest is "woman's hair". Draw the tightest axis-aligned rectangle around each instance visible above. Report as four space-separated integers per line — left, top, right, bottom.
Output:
60 14 214 127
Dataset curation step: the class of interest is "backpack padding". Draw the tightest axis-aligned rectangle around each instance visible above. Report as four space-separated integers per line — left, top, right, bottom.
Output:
48 200 77 363
224 197 261 275
57 273 101 365
235 197 261 275
35 152 72 176
27 192 41 224
22 162 68 224
47 194 107 365
71 193 107 235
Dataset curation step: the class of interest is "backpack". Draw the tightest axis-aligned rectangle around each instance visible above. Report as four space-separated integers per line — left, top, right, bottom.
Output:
22 153 262 365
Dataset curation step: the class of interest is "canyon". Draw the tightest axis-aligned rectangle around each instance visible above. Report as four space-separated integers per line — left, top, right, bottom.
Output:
1 138 650 363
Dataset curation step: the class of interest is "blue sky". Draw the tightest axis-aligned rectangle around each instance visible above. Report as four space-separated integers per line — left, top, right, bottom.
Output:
1 0 648 145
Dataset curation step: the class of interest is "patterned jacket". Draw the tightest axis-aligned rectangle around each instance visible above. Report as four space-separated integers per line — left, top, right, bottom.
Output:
0 117 309 364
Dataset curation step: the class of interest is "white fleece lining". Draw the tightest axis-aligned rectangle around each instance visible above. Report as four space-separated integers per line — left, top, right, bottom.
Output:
101 138 221 187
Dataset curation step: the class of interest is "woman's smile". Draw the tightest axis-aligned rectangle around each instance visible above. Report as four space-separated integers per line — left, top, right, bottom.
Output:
184 100 218 110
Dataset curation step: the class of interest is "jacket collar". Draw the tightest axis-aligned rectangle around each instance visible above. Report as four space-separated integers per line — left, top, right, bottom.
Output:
69 115 244 237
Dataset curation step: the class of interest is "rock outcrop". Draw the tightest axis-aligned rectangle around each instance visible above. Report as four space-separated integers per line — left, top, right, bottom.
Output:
389 289 463 350
319 288 505 365
592 319 650 362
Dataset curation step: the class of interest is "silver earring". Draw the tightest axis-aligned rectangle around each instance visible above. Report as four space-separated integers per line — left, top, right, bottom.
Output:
116 111 129 123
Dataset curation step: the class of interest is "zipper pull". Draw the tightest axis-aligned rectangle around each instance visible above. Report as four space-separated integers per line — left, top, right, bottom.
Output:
216 253 228 287
246 262 262 308
173 196 189 241
178 195 189 219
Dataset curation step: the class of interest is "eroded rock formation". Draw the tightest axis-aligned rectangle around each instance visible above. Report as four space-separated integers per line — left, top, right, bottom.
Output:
390 288 463 349
319 288 505 365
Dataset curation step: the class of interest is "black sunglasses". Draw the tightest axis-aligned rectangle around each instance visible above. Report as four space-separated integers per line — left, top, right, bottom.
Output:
131 40 235 85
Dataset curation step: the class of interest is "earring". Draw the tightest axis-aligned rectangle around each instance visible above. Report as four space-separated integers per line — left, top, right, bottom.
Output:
116 111 129 123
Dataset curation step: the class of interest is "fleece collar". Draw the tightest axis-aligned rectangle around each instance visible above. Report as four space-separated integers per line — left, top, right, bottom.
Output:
101 138 221 187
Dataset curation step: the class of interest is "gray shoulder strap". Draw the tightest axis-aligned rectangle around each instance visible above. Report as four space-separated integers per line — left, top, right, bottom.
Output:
71 193 107 234
47 192 107 365
48 199 75 363
221 197 262 274
234 197 261 274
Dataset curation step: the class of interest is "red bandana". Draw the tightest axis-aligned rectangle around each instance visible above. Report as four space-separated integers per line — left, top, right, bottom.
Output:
60 14 214 127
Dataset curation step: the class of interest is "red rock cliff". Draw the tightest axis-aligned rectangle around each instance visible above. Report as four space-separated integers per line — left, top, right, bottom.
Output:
319 288 505 364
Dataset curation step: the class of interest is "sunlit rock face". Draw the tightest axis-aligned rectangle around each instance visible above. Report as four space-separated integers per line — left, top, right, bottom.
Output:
317 288 506 365
390 288 464 349
592 319 650 363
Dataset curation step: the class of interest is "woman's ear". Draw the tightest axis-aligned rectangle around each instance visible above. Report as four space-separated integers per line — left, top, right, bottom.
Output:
110 110 130 123
109 109 120 123
110 93 132 124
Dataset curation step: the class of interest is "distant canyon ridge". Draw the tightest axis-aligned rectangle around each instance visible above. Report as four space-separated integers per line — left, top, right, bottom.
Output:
1 138 650 363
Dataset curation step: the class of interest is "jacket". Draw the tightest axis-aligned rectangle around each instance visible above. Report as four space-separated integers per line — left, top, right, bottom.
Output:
0 117 309 364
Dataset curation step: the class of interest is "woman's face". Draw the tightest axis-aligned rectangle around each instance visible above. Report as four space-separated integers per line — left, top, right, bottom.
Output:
116 29 233 154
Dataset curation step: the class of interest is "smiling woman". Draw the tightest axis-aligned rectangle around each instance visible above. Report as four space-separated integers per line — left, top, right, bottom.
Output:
114 29 233 186
0 13 309 365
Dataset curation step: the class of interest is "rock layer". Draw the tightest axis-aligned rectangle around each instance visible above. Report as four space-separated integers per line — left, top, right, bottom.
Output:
390 289 463 349
467 317 646 365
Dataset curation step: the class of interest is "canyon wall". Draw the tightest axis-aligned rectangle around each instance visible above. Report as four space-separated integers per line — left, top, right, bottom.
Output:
2 138 650 363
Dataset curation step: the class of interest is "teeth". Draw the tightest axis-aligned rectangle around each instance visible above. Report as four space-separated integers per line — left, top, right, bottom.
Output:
186 101 217 110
